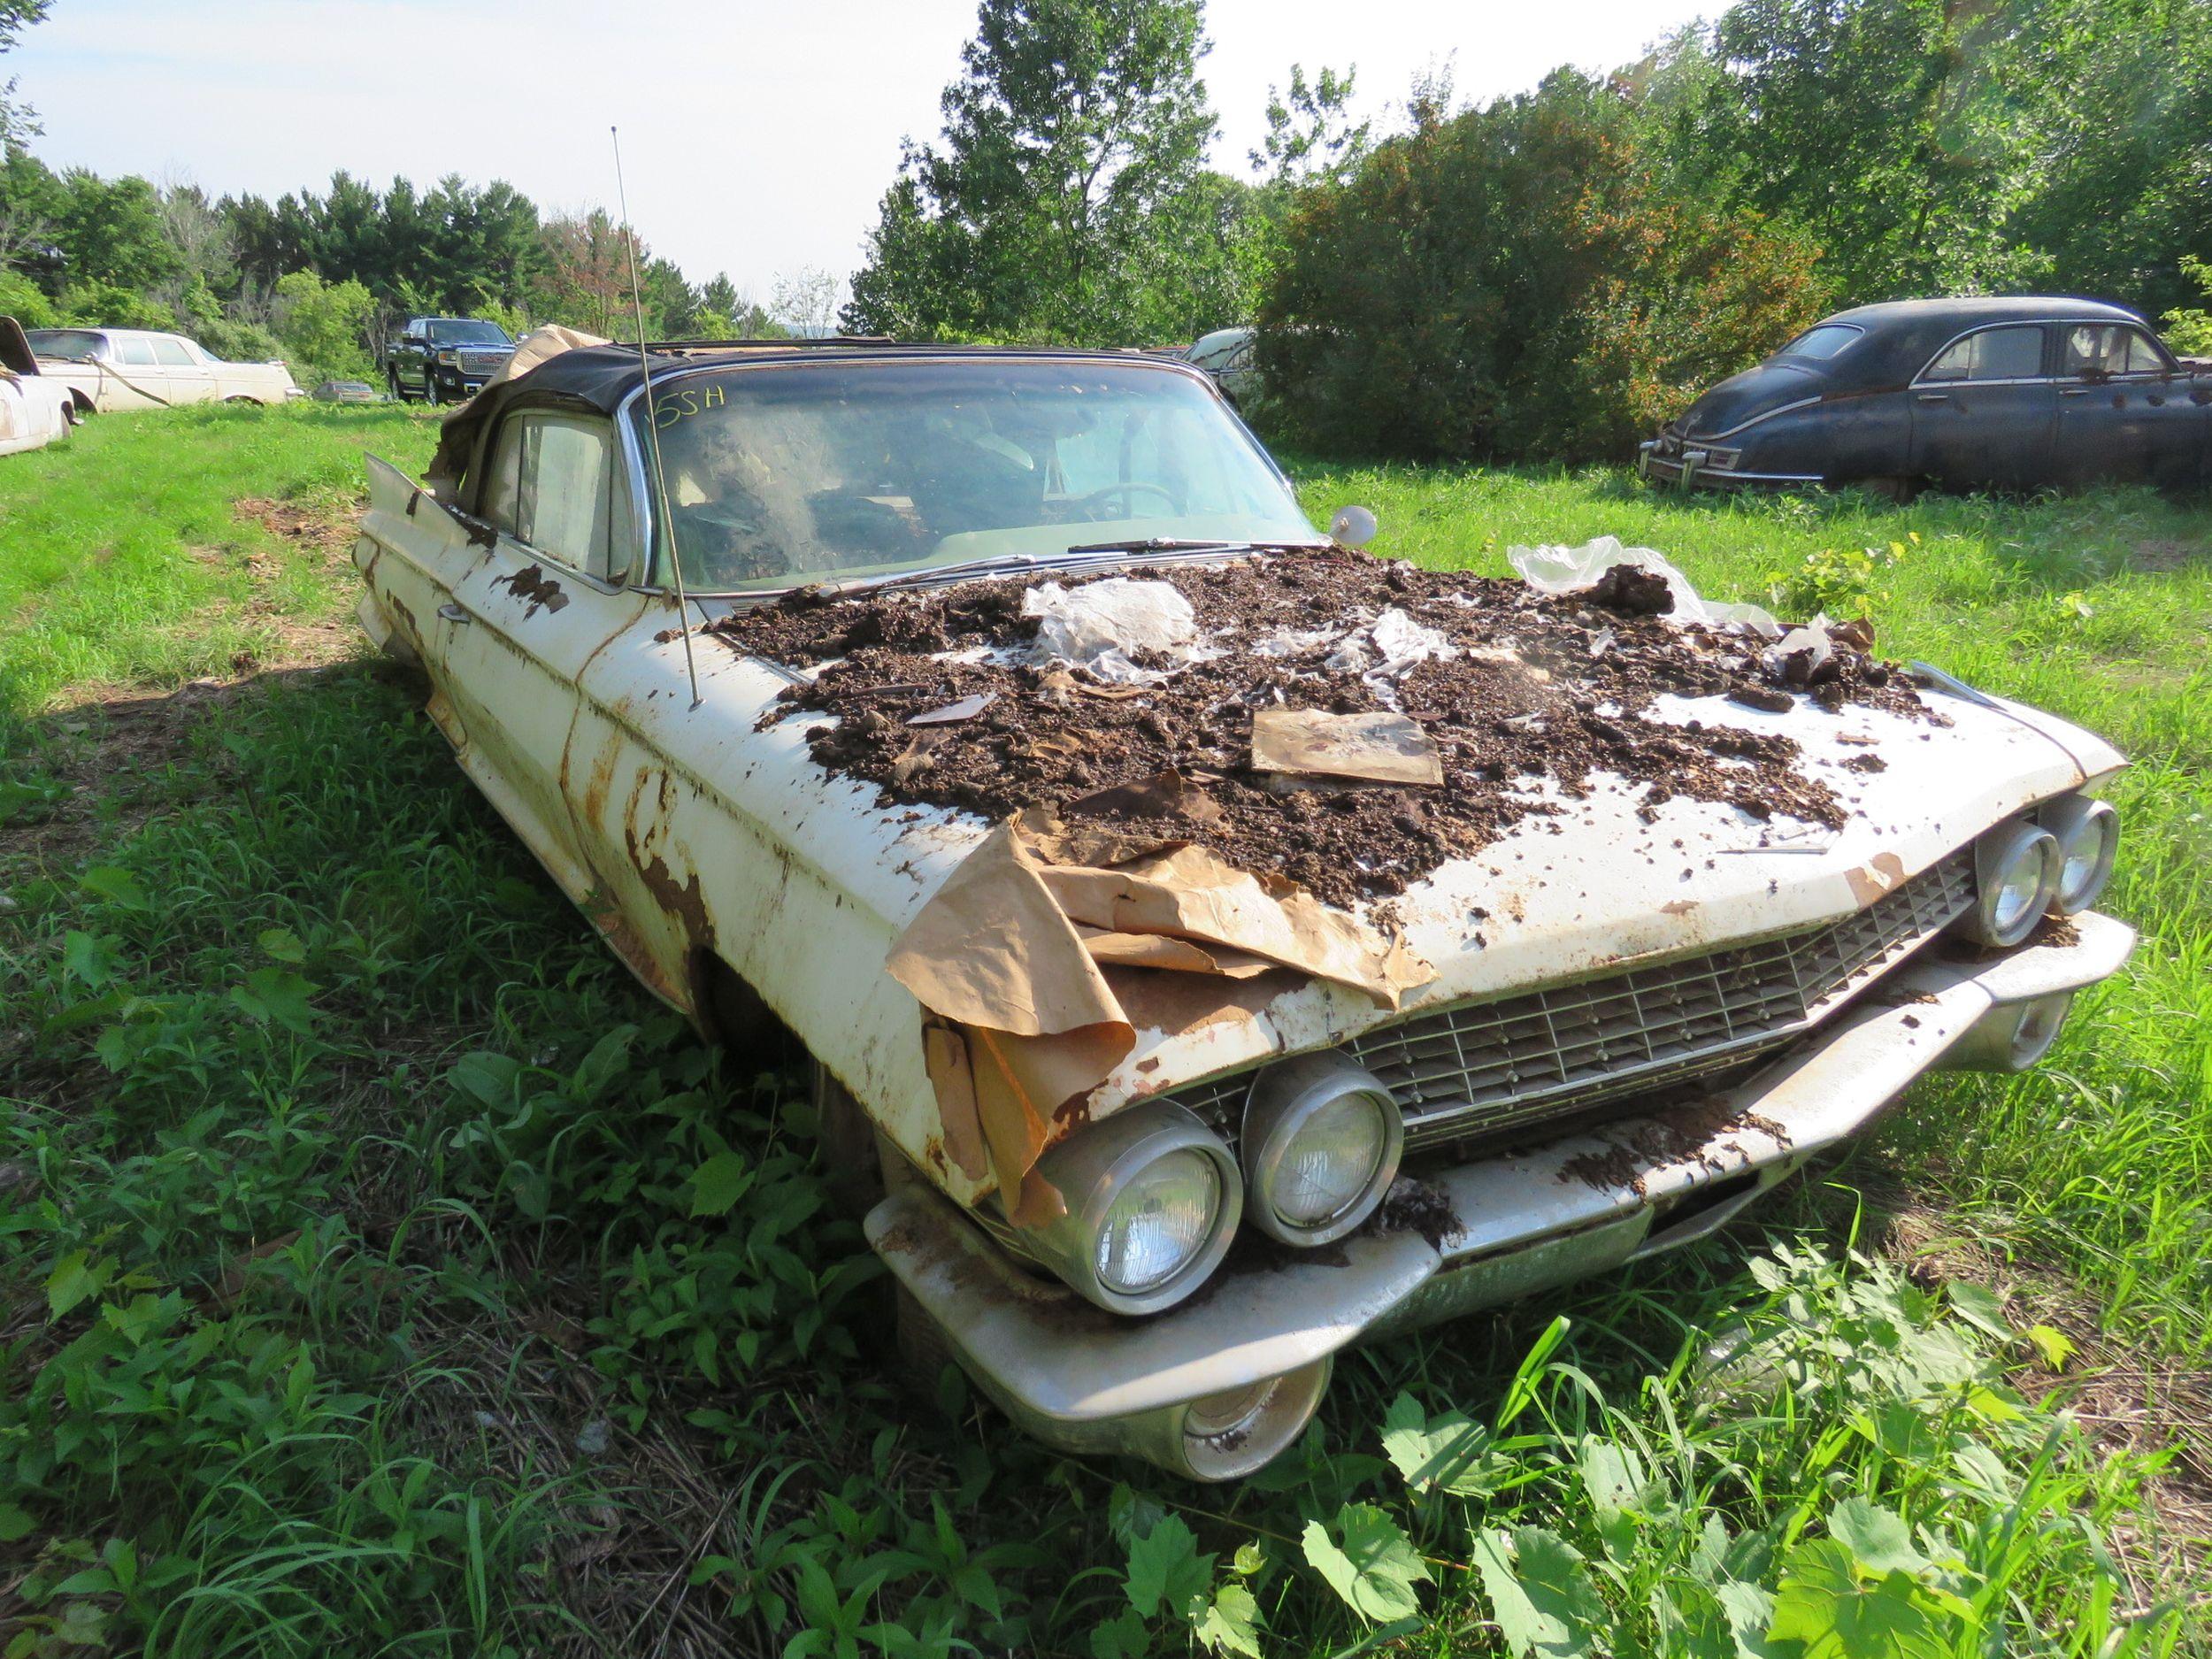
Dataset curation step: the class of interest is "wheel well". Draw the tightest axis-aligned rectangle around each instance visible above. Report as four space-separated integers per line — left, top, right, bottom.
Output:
691 950 800 1064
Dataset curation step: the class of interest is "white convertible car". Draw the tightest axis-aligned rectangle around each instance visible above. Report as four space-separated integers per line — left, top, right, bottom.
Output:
0 318 82 456
353 341 2130 1480
27 326 300 411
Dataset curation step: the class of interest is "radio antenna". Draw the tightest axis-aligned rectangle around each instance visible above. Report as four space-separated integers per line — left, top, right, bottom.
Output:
612 124 701 708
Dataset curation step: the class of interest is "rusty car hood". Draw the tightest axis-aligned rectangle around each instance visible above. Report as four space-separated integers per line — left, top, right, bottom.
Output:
654 594 2116 1114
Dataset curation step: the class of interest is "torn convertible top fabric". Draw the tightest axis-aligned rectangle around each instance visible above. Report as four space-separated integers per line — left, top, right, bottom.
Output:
887 821 1432 1225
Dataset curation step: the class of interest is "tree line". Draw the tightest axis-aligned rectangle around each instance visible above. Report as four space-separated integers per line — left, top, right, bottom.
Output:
844 0 2212 462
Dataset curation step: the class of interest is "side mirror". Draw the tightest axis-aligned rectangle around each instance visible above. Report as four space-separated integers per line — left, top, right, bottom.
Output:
1329 505 1378 549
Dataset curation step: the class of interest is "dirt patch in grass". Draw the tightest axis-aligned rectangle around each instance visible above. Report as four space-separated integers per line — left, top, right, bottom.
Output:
2128 538 2209 574
1855 1174 2211 1608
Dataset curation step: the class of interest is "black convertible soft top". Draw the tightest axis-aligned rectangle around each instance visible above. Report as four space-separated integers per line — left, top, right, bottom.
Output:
426 339 1179 506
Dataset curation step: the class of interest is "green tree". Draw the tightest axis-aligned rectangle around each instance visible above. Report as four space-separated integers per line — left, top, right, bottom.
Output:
0 0 49 149
50 168 180 292
1260 71 1830 462
845 0 1217 342
268 268 375 380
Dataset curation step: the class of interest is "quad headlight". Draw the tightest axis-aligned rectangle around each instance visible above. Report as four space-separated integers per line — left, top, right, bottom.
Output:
1025 1099 1240 1315
2037 795 2116 916
1241 1052 1404 1246
1967 819 2061 948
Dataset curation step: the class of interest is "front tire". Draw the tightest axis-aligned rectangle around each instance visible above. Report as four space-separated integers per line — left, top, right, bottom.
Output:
387 369 407 403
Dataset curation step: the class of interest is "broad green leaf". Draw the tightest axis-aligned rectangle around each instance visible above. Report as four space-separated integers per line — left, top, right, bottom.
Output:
80 866 149 910
1191 1581 1263 1657
257 926 307 962
449 1051 524 1109
1576 1436 1648 1519
1125 1515 1210 1620
1471 1526 1608 1658
1301 1503 1428 1624
1382 1391 1501 1495
0 1504 33 1542
1828 1499 1924 1577
1944 1280 2010 1340
687 1151 754 1218
45 1249 102 1320
230 967 319 1033
1091 1608 1151 1659
2022 1324 2075 1369
1768 1540 1947 1659
61 930 118 988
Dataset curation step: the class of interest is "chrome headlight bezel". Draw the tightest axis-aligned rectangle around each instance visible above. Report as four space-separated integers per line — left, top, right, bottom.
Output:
2036 795 2116 916
1025 1099 1240 1316
1240 1052 1404 1247
1967 819 2061 947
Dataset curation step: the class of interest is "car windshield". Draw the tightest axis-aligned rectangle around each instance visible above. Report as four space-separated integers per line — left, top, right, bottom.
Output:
1774 323 1863 362
26 328 106 362
427 320 511 346
626 357 1319 593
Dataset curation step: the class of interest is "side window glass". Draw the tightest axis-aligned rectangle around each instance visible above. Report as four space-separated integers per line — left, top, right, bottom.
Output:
150 337 193 367
118 336 158 367
2062 325 2140 378
1924 326 2042 383
486 416 625 582
2122 330 2167 374
484 420 526 531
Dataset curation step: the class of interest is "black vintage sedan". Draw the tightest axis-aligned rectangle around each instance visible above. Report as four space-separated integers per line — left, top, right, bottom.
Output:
1640 296 2212 495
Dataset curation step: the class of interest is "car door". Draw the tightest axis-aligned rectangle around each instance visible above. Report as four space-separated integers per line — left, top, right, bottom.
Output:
434 409 653 906
1908 323 2055 490
2052 322 2208 488
107 334 167 410
149 335 213 404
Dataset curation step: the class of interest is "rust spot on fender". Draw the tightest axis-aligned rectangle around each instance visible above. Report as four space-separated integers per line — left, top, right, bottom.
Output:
495 564 570 618
1845 851 1909 908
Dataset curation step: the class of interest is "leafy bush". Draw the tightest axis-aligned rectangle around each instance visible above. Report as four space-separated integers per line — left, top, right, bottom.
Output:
0 268 55 327
54 280 174 331
2159 253 2212 356
269 269 377 384
194 316 284 365
1257 73 1831 463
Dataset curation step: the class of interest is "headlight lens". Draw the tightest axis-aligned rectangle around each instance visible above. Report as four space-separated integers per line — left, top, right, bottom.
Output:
1242 1052 1404 1246
1968 819 2060 947
2039 795 2116 915
435 348 459 365
1025 1099 1240 1315
1096 1149 1221 1294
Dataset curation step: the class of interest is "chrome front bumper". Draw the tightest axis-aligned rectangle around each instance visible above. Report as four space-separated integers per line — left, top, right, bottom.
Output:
867 912 2133 1476
1638 441 1820 491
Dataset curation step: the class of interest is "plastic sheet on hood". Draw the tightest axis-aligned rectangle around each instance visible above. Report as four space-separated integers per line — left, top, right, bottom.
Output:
1509 535 1781 636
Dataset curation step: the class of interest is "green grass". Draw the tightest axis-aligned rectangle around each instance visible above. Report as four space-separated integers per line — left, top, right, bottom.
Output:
0 410 2203 1656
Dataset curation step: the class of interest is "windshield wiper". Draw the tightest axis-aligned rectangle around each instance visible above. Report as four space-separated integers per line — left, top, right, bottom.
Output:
1061 536 1240 555
826 551 1055 597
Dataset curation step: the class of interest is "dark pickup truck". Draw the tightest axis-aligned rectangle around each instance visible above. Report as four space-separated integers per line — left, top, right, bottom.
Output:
385 317 517 405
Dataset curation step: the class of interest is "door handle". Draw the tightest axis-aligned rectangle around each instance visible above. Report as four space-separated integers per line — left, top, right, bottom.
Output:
1915 392 1950 404
437 603 472 624
2059 387 2090 397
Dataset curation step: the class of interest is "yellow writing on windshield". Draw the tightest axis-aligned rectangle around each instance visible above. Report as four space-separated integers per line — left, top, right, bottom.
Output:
652 380 728 428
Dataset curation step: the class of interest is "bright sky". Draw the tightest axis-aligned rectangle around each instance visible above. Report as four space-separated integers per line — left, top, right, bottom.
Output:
12 0 1717 306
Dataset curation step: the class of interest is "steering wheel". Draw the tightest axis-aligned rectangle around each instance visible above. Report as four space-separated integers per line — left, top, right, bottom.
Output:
1074 480 1182 518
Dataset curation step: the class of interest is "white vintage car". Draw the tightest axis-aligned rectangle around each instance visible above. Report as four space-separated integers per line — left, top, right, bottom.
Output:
353 342 2130 1480
27 326 300 411
0 317 83 455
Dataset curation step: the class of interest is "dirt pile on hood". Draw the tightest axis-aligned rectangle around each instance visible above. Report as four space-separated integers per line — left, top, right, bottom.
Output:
705 549 1930 908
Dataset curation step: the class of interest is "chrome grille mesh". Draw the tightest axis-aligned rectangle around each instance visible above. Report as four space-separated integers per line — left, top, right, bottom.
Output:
1171 852 1973 1152
458 348 510 377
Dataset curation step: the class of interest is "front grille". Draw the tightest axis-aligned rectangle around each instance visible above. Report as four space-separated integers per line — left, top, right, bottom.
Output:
457 348 510 377
1169 851 1973 1153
